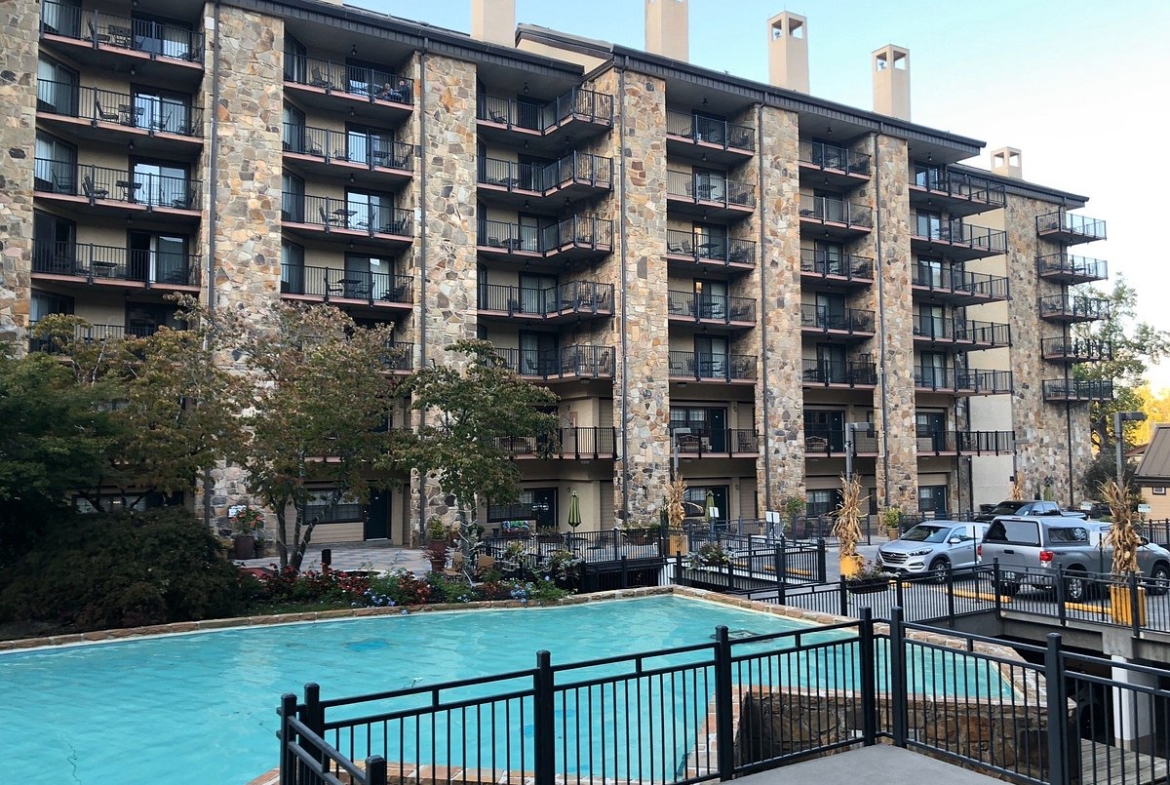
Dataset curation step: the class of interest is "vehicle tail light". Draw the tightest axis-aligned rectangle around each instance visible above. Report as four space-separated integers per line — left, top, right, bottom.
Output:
1039 550 1054 564
977 545 982 557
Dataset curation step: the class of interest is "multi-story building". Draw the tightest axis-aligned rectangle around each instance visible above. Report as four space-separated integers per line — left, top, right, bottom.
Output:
0 0 1111 543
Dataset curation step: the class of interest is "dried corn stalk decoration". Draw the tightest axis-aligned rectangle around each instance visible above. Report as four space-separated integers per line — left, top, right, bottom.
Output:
1103 479 1141 575
665 476 700 529
833 473 866 560
1010 473 1025 502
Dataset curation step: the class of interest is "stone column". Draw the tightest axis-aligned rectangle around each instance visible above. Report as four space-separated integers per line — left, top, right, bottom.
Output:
0 0 41 347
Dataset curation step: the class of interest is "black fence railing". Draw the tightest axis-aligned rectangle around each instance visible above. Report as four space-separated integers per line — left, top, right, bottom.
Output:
665 230 756 266
478 151 612 194
798 140 871 175
665 110 756 151
799 249 874 280
479 217 614 256
41 1 204 64
1037 208 1107 241
804 427 879 456
666 170 756 208
280 264 412 304
491 426 616 460
800 304 876 334
667 351 757 381
1043 379 1114 402
34 158 201 209
798 194 873 228
28 321 163 353
382 342 413 372
283 194 412 237
282 123 413 170
801 359 877 386
914 430 1015 455
477 281 613 316
1039 294 1111 321
912 315 1011 346
33 240 199 286
913 218 1008 254
37 80 204 137
913 367 1013 394
1041 337 1113 363
669 428 759 456
492 345 614 380
284 55 413 105
1036 253 1108 281
911 265 1010 300
666 290 756 323
911 169 1006 206
476 87 614 131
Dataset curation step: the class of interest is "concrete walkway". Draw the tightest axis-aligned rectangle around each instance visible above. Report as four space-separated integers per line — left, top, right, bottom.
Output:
739 745 1005 785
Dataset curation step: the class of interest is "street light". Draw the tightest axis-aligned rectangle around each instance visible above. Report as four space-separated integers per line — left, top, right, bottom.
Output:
1115 411 1147 488
843 422 872 486
671 427 692 480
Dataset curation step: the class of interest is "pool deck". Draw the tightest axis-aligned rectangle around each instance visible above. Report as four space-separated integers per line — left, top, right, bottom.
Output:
740 745 1006 785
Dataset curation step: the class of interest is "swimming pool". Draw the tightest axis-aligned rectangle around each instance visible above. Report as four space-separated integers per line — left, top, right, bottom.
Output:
0 595 1010 784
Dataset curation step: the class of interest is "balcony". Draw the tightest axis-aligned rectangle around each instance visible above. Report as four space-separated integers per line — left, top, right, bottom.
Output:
666 170 755 221
1037 209 1106 245
476 88 613 152
910 265 1010 306
912 316 1011 351
798 141 871 190
40 2 203 81
477 217 613 265
280 264 413 312
477 152 613 208
284 55 412 122
804 428 878 457
493 345 614 382
914 367 1013 395
283 124 412 186
670 428 760 458
34 159 201 220
665 110 755 165
800 304 876 342
28 321 165 354
1038 295 1110 323
666 290 756 329
668 351 756 384
916 430 1015 457
799 250 874 291
798 195 873 238
1041 337 1112 364
37 81 203 153
908 169 1006 217
910 219 1007 261
32 241 200 289
801 359 877 388
383 342 414 374
1043 379 1113 403
1036 253 1108 284
665 230 755 271
477 281 613 323
282 196 412 249
494 427 618 461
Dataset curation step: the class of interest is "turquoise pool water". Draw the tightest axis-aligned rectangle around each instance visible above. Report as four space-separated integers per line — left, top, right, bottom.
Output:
0 595 1010 784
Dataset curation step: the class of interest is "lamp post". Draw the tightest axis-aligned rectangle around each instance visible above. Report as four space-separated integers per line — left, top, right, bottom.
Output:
843 422 872 487
671 427 692 481
1115 411 1147 488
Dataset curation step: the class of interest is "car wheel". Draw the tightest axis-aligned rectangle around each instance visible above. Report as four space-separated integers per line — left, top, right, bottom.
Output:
929 558 950 584
1147 562 1170 596
1064 570 1090 603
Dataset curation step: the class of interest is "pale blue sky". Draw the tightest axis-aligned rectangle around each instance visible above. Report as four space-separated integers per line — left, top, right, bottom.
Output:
357 0 1170 389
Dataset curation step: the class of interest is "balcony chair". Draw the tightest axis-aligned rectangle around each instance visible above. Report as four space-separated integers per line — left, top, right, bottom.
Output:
318 205 332 228
82 176 108 200
309 67 332 90
93 100 120 123
737 431 755 453
805 436 828 452
87 21 110 43
171 187 195 209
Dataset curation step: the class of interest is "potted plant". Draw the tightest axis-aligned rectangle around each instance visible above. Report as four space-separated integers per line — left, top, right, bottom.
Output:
542 548 583 588
624 519 659 546
781 494 806 537
882 507 903 541
832 474 866 578
424 516 452 572
845 559 892 594
1104 480 1147 625
684 542 731 569
230 505 266 559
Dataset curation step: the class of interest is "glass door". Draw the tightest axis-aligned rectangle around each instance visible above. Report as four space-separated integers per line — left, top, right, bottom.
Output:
519 332 558 376
817 343 846 383
281 241 304 294
132 159 187 207
916 210 942 239
37 57 78 115
33 211 75 272
916 412 947 452
814 241 843 275
35 133 76 193
806 410 844 451
282 173 304 222
519 273 555 315
693 223 726 260
129 232 187 283
695 335 728 379
695 279 727 319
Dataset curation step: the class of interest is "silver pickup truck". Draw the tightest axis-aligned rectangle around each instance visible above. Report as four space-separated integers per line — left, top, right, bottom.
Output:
979 517 1170 601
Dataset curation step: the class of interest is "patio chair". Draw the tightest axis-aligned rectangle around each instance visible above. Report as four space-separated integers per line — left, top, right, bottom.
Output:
309 66 332 90
87 20 110 43
83 176 108 200
94 100 120 123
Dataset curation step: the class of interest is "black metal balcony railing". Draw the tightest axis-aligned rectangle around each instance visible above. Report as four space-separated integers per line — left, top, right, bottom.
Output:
34 159 200 209
804 426 878 455
492 345 614 380
800 304 876 334
912 218 1007 254
285 55 413 105
911 265 1010 300
1043 379 1114 402
666 290 756 323
28 321 163 353
665 110 755 152
33 241 199 286
798 195 873 228
665 230 756 266
283 195 412 237
281 264 412 304
478 152 613 194
493 427 617 460
282 123 413 171
478 217 614 256
382 342 414 372
1038 295 1110 321
915 430 1015 455
911 169 1006 207
668 351 757 381
37 80 204 137
1041 337 1113 363
799 250 874 281
476 88 614 132
1036 253 1108 282
914 367 1013 394
40 1 204 64
798 140 870 176
666 170 755 209
801 359 877 386
477 281 613 316
670 427 759 456
912 315 1012 346
1037 208 1107 242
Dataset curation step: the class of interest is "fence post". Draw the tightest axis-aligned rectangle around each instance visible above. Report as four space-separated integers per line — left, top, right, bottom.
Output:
620 555 628 589
773 545 786 605
725 553 735 592
1130 571 1142 638
993 560 1003 615
889 607 908 747
279 693 297 785
816 537 827 583
895 574 904 611
713 626 735 781
303 682 324 767
534 651 556 785
366 756 387 785
838 575 848 617
946 565 956 621
1055 565 1067 626
1044 634 1067 785
675 551 683 587
747 536 755 582
858 608 877 746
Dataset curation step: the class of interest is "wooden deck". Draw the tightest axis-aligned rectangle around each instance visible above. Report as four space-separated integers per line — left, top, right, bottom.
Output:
1081 739 1169 785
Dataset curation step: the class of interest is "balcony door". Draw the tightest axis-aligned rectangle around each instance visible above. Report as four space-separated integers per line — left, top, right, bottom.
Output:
132 87 190 134
805 409 844 452
694 279 727 319
347 124 394 167
30 291 74 350
816 343 846 383
670 406 727 454
693 223 726 259
37 57 78 115
281 241 304 294
35 133 76 193
125 302 178 338
918 351 947 388
815 293 845 330
694 167 725 201
283 34 306 83
282 173 305 222
695 335 728 379
283 104 306 152
33 210 75 273
132 159 188 207
916 257 944 288
913 164 943 190
519 331 557 376
919 485 948 517
131 12 197 60
918 303 946 339
347 190 394 233
916 411 946 452
519 272 555 315
814 241 843 275
916 210 942 239
685 485 729 529
345 254 394 299
129 231 187 284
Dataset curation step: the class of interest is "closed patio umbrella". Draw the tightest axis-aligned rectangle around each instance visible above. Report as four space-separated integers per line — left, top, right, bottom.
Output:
567 490 582 530
705 490 717 528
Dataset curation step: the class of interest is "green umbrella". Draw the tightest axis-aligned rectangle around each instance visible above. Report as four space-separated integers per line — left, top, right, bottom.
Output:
705 490 717 521
567 490 582 530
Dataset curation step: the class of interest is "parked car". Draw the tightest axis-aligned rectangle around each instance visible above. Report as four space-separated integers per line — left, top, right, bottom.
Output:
877 521 988 581
973 500 1086 523
978 517 1170 600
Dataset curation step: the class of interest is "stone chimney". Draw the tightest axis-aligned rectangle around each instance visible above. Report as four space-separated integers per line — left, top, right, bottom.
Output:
645 0 688 62
872 44 910 120
471 0 515 47
768 12 808 93
991 147 1023 179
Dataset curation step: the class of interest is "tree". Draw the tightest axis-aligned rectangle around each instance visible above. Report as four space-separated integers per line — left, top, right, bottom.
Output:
1135 385 1170 443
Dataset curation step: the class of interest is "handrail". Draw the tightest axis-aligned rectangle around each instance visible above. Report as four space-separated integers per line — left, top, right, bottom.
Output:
40 1 204 64
476 281 614 316
665 290 756 323
1036 253 1108 280
282 194 413 237
37 79 204 137
666 169 755 208
799 249 874 280
664 109 756 152
283 123 413 170
280 263 413 303
492 345 614 379
667 350 757 381
800 303 876 333
798 140 871 176
34 158 201 208
478 151 613 194
33 240 199 285
665 229 756 265
1037 208 1106 240
798 194 873 228
284 55 413 105
476 87 614 132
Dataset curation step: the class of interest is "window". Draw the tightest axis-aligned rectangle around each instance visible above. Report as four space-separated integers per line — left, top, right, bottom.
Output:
806 489 841 517
815 343 846 383
346 190 397 233
916 257 943 288
128 232 188 284
519 272 556 314
918 485 948 517
1154 487 1167 496
41 0 82 36
519 331 558 376
284 34 306 82
913 164 943 190
915 210 942 239
813 241 843 275
304 488 363 523
345 254 397 300
132 87 191 134
33 210 76 272
917 303 946 339
31 290 74 323
805 409 844 451
131 12 196 61
693 167 726 201
125 303 179 338
34 133 76 193
814 293 846 330
132 159 189 208
918 352 946 387
281 240 304 294
283 104 306 152
916 412 946 452
695 335 728 378
37 56 78 115
684 485 729 527
693 223 726 259
282 173 305 222
347 125 396 167
694 279 727 319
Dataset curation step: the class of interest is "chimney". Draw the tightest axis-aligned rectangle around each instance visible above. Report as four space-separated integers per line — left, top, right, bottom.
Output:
645 0 688 62
767 12 808 93
991 147 1023 179
470 0 515 47
872 44 910 120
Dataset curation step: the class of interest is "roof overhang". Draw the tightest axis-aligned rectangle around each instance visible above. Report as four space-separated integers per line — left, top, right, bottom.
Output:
1134 424 1170 486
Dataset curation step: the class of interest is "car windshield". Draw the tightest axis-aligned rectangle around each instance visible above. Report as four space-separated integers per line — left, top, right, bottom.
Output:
900 525 950 543
988 502 1026 516
985 519 1040 545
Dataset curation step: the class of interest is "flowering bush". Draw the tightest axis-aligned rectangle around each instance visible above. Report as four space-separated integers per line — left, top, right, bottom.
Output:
259 566 370 605
230 506 266 536
846 559 890 582
541 549 583 582
684 542 731 568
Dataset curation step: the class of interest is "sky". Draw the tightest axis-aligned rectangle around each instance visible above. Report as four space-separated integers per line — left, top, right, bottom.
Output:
356 0 1170 391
